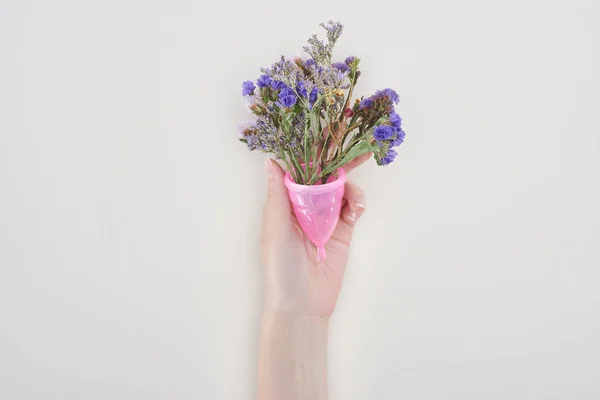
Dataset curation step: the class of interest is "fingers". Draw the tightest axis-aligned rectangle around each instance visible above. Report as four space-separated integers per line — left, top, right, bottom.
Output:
342 182 366 227
264 158 291 212
343 152 372 174
330 181 366 247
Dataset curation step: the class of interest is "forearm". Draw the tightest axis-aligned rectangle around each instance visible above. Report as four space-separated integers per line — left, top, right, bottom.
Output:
258 311 330 400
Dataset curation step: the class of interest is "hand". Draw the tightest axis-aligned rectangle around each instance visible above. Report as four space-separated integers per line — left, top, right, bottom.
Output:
258 155 370 400
260 153 370 318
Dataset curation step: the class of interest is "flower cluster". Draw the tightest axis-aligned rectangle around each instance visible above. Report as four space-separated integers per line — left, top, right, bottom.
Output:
239 21 406 185
356 88 405 165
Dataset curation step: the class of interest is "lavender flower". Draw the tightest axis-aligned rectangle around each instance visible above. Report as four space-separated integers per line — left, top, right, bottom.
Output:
321 20 344 48
262 56 299 87
345 56 355 65
303 20 343 65
242 81 255 96
373 125 394 142
256 75 272 88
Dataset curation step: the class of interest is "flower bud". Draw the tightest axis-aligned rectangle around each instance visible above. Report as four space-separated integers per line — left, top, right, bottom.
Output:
343 108 354 118
250 103 267 115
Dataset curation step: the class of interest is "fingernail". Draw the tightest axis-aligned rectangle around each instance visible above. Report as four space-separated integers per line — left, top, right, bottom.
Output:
264 159 272 176
347 211 356 222
355 201 366 210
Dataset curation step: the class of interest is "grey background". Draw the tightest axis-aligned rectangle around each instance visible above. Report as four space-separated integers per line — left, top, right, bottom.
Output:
1 0 599 399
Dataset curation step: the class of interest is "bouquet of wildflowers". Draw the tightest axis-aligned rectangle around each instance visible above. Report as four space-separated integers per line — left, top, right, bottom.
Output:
239 20 405 186
239 21 405 260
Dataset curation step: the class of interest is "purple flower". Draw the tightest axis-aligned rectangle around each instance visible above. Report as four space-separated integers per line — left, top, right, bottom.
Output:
270 80 288 91
381 148 398 165
242 81 255 96
332 62 350 73
373 125 394 142
391 129 405 147
277 87 297 108
375 88 400 104
309 87 318 105
384 88 400 104
305 59 317 68
359 97 374 109
345 56 355 65
297 81 308 97
256 75 272 88
389 112 402 130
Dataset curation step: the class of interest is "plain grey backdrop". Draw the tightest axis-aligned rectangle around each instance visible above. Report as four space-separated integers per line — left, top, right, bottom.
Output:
1 0 599 399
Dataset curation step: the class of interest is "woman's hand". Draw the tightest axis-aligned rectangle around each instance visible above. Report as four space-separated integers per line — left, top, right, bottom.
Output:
261 154 369 317
258 155 369 400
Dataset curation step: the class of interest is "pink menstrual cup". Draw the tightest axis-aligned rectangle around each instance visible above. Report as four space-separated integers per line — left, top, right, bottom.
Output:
284 167 347 261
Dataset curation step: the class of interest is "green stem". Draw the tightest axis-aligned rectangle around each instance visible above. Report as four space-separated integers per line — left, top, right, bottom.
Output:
290 156 305 185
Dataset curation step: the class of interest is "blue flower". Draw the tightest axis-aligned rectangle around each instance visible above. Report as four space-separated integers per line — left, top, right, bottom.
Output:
373 125 394 142
389 112 402 130
256 75 272 88
332 62 350 73
277 87 297 108
270 80 288 91
309 88 318 106
359 97 373 109
242 81 255 96
381 148 398 165
305 59 316 68
345 56 355 65
391 129 405 147
297 81 308 97
376 88 400 104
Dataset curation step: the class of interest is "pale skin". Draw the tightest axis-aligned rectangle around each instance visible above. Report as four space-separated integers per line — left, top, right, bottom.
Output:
258 153 371 400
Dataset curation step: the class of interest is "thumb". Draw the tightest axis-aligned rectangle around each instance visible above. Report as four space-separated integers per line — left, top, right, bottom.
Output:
264 158 291 213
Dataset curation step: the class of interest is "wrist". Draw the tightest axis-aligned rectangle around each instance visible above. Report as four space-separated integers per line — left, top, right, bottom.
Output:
261 310 330 337
258 310 329 399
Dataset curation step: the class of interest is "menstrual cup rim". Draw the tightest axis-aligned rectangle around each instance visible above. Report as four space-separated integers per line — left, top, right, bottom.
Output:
283 167 347 194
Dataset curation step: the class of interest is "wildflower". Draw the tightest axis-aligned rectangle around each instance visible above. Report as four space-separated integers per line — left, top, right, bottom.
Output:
373 125 394 142
242 81 255 96
381 148 398 165
359 97 373 109
389 112 402 130
270 80 288 91
374 88 400 104
391 129 406 147
309 87 318 106
256 75 272 88
277 87 297 108
332 62 350 73
333 88 345 97
297 81 308 97
250 103 267 115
